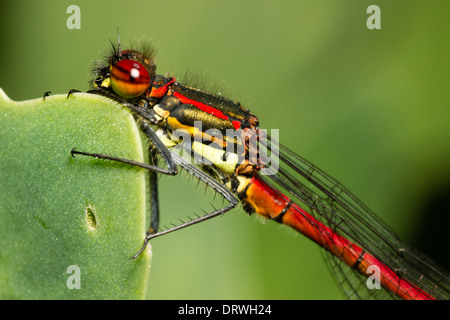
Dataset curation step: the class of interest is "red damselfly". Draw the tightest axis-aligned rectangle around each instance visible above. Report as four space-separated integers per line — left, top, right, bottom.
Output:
71 36 450 300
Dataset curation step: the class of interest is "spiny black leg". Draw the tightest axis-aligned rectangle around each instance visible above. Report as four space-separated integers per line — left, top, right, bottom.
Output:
43 91 52 101
81 87 178 176
131 151 239 259
67 89 81 99
131 237 151 259
148 149 160 234
71 147 176 175
88 88 160 125
139 121 178 175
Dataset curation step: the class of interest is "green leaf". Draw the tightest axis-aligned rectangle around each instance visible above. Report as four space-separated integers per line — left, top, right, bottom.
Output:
0 88 151 299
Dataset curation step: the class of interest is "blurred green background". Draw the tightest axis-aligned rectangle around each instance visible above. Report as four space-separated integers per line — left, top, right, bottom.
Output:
1 0 449 299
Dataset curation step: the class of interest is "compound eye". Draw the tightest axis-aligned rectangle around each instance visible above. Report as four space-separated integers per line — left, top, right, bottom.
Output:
110 59 151 98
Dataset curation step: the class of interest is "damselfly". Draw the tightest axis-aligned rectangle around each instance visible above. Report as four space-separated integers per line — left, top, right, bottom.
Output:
71 36 450 300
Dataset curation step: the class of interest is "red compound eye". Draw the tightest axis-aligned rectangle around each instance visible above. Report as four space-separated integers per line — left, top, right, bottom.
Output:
110 59 151 98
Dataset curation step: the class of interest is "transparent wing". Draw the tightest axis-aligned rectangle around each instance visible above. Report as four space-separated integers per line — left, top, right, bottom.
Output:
258 134 450 299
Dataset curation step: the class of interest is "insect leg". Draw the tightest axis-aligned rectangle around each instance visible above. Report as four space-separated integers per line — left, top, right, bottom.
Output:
148 149 160 234
71 114 178 176
131 151 239 259
73 89 178 175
